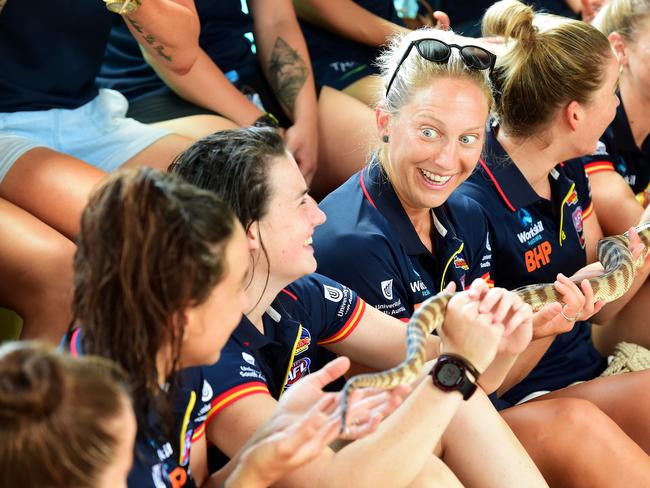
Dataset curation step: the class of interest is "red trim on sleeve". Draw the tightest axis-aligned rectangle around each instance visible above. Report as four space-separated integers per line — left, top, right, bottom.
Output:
481 272 494 288
281 289 298 301
317 298 366 345
582 202 594 220
584 161 615 175
191 422 206 443
398 317 409 323
478 159 516 212
205 382 270 424
360 170 377 209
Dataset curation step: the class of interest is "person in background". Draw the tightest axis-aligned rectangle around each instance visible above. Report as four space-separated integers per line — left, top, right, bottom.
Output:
98 0 376 197
0 0 200 341
569 0 650 352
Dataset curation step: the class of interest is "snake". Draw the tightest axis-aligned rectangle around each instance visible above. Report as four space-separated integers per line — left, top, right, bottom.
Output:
339 221 650 433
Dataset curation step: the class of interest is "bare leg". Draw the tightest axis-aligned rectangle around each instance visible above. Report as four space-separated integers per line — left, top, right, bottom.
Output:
312 86 376 199
151 114 239 140
502 398 650 487
122 133 194 172
342 74 384 107
441 390 547 488
408 456 464 488
0 147 106 239
0 198 74 343
538 370 650 453
592 279 650 355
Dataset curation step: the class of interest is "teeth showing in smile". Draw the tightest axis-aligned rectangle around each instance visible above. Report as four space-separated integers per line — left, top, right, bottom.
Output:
304 237 313 246
419 168 452 185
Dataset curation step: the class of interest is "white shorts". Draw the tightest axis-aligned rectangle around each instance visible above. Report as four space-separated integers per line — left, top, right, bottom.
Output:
0 89 170 183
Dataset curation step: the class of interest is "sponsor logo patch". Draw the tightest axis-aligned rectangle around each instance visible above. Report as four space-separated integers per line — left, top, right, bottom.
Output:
572 208 585 248
201 380 213 403
524 241 552 272
286 357 311 386
242 352 256 366
453 255 469 270
381 279 393 300
295 328 311 355
566 189 579 206
323 284 343 302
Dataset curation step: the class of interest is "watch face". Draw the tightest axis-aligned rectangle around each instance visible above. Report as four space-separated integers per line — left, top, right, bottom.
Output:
438 363 462 387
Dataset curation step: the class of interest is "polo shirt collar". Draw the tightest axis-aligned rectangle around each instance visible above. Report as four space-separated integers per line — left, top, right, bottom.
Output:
361 159 456 255
231 316 273 350
480 127 555 211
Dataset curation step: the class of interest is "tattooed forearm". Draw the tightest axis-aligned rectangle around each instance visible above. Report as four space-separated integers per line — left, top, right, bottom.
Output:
125 17 173 63
268 37 308 114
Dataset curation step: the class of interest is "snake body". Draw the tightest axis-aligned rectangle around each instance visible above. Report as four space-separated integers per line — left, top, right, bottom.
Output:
339 222 650 432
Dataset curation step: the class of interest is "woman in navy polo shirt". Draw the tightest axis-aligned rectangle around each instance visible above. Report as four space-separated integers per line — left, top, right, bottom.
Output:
170 127 549 488
454 0 650 471
313 22 650 487
569 0 650 352
67 168 359 488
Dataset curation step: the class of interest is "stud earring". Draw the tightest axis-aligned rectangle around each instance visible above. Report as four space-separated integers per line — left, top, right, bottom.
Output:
382 135 389 143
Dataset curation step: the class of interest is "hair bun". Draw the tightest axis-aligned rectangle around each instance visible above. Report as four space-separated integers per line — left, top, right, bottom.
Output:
482 0 537 49
0 345 65 421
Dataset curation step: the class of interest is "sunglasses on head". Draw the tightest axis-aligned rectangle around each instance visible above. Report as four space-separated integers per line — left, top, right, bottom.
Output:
385 38 497 97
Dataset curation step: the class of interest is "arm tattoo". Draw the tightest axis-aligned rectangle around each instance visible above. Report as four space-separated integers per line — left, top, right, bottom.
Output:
126 17 172 63
268 37 308 114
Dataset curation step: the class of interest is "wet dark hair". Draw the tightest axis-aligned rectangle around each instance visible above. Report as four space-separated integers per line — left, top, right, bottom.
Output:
170 127 286 305
169 126 285 230
72 167 237 435
0 341 129 487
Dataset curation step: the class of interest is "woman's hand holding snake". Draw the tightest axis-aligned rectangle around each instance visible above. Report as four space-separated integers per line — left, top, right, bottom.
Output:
439 279 506 374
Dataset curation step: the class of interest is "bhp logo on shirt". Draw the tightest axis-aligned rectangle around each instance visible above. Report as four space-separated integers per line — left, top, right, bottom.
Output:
524 241 552 272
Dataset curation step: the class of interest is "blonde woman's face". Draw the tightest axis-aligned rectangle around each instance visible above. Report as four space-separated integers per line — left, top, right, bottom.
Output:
625 17 650 93
383 77 489 213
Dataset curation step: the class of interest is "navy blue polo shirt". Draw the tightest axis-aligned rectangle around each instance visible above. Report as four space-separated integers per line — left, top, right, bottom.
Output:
572 99 650 196
65 329 205 488
200 274 365 425
0 0 113 111
98 0 256 102
453 129 606 405
314 161 494 323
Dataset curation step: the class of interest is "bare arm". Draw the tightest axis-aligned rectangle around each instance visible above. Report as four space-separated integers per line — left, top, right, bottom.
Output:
292 0 409 47
143 49 264 126
119 0 200 74
589 171 642 236
250 0 319 180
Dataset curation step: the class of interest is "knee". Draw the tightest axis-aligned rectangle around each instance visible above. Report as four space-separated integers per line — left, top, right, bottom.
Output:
544 398 609 438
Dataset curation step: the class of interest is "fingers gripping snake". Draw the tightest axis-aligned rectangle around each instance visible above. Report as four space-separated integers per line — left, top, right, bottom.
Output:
339 222 650 432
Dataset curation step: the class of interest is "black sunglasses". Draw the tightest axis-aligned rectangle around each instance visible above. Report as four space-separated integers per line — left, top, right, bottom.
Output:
385 38 496 97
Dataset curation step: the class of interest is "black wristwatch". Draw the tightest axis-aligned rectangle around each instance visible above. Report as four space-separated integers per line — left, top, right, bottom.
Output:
430 354 480 401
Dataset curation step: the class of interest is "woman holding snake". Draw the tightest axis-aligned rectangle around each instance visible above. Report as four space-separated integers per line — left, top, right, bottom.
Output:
313 23 650 488
169 127 547 487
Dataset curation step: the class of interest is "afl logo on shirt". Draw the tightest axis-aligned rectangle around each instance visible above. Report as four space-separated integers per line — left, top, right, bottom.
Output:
381 279 394 300
201 380 213 403
323 284 343 302
287 358 311 386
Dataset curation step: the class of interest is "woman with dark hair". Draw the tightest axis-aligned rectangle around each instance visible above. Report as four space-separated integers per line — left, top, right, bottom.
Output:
65 167 371 488
170 126 547 488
